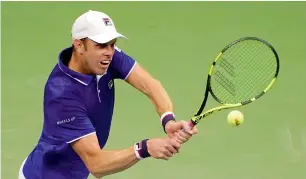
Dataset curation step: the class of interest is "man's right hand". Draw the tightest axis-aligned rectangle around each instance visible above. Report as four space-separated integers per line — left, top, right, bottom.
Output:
147 138 181 160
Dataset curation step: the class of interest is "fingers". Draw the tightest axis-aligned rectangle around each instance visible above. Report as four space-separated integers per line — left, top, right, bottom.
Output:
169 138 181 151
148 138 182 160
181 121 194 135
157 153 170 160
192 126 199 135
173 132 184 144
165 143 179 154
158 141 180 160
163 150 173 160
149 121 199 161
173 121 199 144
175 130 191 143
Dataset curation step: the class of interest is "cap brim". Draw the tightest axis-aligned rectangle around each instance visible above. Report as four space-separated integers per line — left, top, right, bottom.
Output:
88 31 127 44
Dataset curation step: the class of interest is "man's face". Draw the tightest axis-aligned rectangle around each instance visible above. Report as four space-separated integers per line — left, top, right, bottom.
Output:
76 38 117 75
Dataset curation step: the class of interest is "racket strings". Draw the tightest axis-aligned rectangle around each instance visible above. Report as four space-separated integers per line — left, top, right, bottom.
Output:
229 43 275 99
219 58 235 77
236 44 274 94
231 43 275 100
214 71 235 95
210 39 277 104
240 53 275 96
240 44 276 91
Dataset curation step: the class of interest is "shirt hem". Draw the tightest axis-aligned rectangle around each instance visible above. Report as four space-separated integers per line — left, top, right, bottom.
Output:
66 132 97 144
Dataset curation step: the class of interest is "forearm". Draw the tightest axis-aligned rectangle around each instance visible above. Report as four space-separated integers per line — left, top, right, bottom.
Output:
145 79 177 133
72 135 150 179
91 147 139 178
124 64 175 126
146 79 173 117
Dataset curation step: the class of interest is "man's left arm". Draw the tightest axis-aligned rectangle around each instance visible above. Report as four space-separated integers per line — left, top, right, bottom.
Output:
110 47 197 142
125 64 173 123
125 63 198 140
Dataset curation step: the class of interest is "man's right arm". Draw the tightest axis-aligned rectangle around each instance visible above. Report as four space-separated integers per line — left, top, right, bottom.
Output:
71 134 138 178
45 87 181 178
71 133 181 178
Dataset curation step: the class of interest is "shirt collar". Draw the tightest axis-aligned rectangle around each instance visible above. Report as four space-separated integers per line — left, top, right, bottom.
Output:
57 47 95 86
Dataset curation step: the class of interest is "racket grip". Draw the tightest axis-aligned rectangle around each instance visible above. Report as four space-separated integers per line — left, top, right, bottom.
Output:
181 120 194 132
188 120 195 129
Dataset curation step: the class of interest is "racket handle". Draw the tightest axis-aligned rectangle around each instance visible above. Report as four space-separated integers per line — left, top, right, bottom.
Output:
181 120 195 132
188 120 195 129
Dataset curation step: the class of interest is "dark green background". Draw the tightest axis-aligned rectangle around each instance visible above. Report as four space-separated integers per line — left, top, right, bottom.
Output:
2 2 306 179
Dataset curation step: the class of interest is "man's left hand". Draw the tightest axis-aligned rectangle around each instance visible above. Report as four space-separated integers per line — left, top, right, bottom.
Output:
165 120 198 144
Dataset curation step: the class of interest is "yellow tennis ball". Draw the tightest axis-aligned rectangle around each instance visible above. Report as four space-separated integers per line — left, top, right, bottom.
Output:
227 110 244 126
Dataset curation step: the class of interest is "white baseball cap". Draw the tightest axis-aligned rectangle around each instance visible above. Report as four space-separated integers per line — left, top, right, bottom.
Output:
71 10 126 43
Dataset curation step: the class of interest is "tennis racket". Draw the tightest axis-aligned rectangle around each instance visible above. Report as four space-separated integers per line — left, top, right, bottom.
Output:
188 36 280 128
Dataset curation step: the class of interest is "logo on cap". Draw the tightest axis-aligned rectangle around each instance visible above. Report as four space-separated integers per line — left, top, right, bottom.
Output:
102 18 112 26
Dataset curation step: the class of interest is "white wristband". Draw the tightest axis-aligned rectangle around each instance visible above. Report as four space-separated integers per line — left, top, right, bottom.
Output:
133 139 150 160
160 111 175 123
133 143 143 160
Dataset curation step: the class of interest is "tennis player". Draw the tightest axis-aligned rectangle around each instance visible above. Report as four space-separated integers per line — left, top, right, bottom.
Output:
18 10 198 179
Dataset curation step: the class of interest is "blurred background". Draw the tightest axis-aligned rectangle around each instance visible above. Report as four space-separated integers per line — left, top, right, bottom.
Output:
2 1 306 179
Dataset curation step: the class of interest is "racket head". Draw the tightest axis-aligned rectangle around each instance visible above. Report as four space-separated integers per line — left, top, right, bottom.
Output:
191 37 280 126
208 37 280 105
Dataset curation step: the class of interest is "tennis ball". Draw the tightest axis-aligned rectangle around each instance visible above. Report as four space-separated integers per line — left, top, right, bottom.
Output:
227 110 244 126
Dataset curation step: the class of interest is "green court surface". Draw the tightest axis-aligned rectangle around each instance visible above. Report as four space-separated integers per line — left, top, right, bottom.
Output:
2 1 306 179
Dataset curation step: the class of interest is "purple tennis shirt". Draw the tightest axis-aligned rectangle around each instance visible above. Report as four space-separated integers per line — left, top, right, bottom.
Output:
22 46 136 179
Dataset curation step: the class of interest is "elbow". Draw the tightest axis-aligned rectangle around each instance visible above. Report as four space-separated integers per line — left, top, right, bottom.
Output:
89 167 105 179
84 151 114 178
88 162 116 179
87 161 108 179
92 173 104 179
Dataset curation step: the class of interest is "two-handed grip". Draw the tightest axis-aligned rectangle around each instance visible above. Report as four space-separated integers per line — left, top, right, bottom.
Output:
181 120 195 132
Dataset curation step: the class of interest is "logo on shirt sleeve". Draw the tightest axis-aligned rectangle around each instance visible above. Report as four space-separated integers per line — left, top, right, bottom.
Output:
57 117 76 125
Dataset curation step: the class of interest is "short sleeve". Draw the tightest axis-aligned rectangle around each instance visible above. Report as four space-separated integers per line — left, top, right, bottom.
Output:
110 46 137 80
45 94 96 144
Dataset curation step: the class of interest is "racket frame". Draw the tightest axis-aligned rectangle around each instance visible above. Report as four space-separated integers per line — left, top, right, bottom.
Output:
189 37 280 127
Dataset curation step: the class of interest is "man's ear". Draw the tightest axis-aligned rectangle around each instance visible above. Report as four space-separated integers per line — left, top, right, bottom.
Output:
73 39 84 54
73 39 82 51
